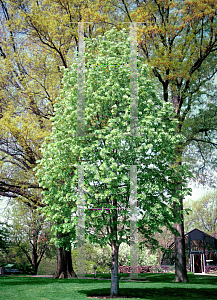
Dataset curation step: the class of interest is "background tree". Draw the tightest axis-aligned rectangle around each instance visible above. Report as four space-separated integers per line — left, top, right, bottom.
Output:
118 242 158 267
0 0 121 278
184 190 217 237
118 0 217 282
71 239 158 274
36 28 191 297
0 221 11 264
149 226 174 264
0 221 34 272
71 241 112 274
3 199 56 274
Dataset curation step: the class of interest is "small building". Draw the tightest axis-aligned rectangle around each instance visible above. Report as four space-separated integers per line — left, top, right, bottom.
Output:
161 228 217 273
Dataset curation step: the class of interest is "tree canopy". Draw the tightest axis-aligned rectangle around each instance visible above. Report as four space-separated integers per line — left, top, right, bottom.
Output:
117 0 217 282
0 0 121 277
1 0 216 283
36 27 191 296
0 0 119 207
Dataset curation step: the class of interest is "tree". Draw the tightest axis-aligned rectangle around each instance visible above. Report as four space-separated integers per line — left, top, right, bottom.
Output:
3 199 56 274
118 0 217 282
149 226 174 264
71 241 112 274
184 190 217 237
0 221 10 258
0 0 121 278
2 0 215 283
71 239 158 274
36 28 191 297
118 242 158 266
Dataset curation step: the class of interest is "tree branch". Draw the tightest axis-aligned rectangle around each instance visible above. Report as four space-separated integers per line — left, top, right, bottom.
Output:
121 0 132 22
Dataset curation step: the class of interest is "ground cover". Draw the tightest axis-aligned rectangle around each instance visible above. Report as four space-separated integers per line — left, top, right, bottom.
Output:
0 273 216 299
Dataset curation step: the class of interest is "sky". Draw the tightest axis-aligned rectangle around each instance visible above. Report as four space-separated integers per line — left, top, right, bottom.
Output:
0 197 11 222
187 184 215 202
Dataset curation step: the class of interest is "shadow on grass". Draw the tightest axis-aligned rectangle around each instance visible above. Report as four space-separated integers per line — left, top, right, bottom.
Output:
1 273 216 300
89 273 217 285
145 273 217 285
79 273 217 299
1 273 216 286
81 287 217 300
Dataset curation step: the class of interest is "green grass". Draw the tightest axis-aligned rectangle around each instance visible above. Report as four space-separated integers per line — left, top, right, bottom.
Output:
0 273 216 299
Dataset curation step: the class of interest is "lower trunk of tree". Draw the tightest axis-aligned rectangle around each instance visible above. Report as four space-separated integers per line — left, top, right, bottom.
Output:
172 123 189 283
31 247 38 275
110 241 119 297
31 227 38 275
173 197 189 283
54 245 77 278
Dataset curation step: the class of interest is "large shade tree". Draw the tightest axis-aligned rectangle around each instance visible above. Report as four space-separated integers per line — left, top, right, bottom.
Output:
36 28 191 297
117 0 217 282
0 0 123 278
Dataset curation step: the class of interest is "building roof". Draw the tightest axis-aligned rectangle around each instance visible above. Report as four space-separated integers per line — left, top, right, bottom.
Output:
167 228 217 251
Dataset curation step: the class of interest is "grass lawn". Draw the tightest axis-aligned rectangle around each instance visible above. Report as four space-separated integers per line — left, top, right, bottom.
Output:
0 273 216 300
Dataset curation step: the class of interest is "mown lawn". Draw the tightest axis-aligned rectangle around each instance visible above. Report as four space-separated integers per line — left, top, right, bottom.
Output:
0 273 216 300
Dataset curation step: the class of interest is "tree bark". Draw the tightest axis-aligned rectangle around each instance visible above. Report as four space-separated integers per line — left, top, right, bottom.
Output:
110 241 119 297
53 245 77 278
31 246 38 275
171 89 189 283
173 204 189 282
173 148 189 282
31 226 38 275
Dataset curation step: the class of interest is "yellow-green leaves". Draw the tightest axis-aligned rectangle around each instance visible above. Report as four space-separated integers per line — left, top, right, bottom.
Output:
36 27 191 248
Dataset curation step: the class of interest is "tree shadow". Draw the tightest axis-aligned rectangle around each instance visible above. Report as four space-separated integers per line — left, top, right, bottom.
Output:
80 286 217 299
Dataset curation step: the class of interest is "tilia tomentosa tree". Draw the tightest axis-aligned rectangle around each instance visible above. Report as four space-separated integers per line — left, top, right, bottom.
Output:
36 28 191 297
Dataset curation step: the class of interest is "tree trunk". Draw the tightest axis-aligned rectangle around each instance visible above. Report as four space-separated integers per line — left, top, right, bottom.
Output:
172 90 189 283
173 181 189 282
54 245 77 278
173 219 189 282
110 241 119 297
31 227 38 275
31 246 38 275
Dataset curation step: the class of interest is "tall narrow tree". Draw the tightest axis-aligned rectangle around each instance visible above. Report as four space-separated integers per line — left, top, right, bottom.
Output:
36 28 191 297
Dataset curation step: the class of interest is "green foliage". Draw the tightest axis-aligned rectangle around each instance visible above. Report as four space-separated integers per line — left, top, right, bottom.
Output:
0 0 117 211
184 190 217 236
71 242 112 273
2 199 57 271
71 241 158 273
4 245 29 266
11 262 35 275
0 222 13 266
0 222 10 253
36 27 191 249
119 242 158 267
37 258 57 275
121 0 217 184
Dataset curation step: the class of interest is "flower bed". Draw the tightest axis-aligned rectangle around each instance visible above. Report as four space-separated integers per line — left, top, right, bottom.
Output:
118 265 217 273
